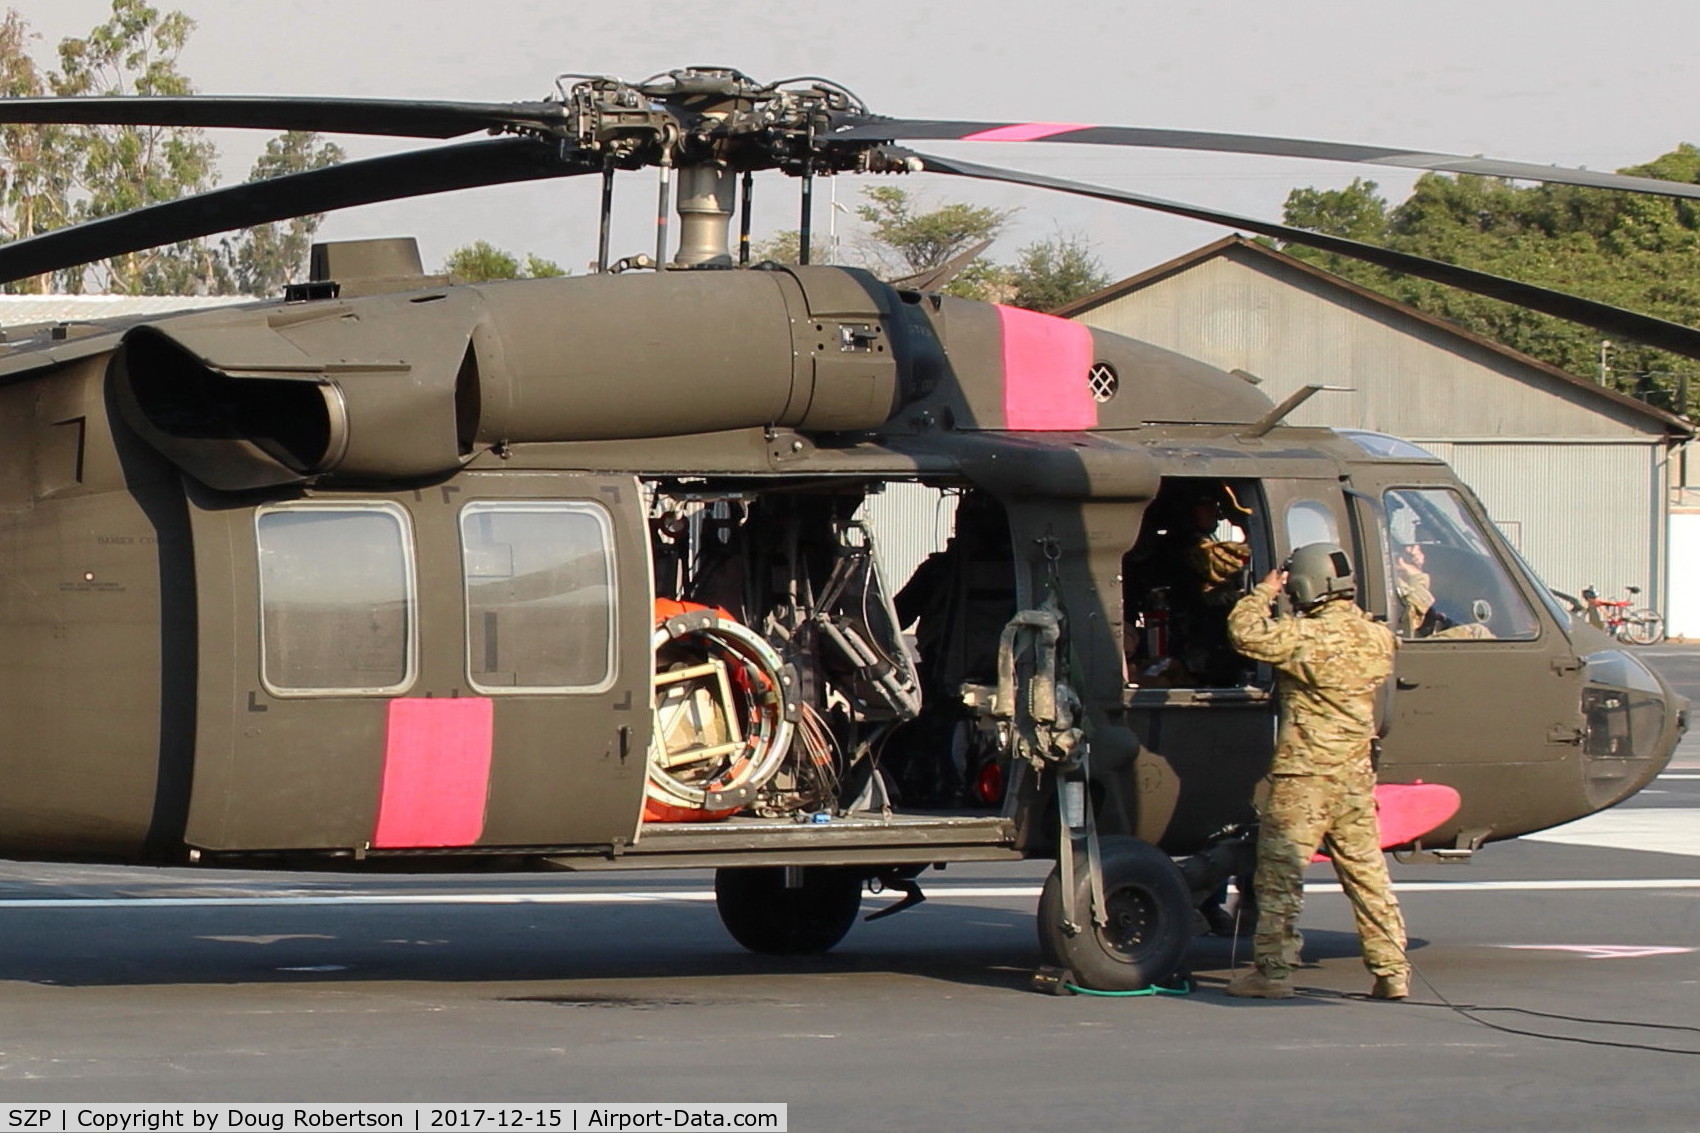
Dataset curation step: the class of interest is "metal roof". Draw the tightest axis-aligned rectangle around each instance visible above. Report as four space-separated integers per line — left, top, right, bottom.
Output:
1055 236 1694 439
0 294 251 327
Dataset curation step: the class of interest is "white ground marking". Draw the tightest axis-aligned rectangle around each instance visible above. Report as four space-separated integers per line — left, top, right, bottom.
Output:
3 879 1700 910
1521 807 1700 857
275 965 350 972
1307 879 1700 893
1498 945 1695 959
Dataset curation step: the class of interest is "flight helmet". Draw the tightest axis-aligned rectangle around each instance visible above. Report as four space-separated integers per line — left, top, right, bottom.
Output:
1285 541 1355 610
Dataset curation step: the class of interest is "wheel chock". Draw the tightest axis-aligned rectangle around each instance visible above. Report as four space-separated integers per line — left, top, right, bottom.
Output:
1031 965 1078 995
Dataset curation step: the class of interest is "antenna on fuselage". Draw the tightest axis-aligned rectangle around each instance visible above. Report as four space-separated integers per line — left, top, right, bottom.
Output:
1241 384 1354 439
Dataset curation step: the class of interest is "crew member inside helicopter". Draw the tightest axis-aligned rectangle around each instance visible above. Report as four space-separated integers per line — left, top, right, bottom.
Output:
888 490 1016 807
1392 541 1436 636
1122 481 1259 687
1386 495 1506 641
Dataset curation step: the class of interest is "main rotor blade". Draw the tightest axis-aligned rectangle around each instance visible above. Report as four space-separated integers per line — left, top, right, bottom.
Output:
0 95 565 138
834 119 1700 202
913 150 1700 361
0 136 593 284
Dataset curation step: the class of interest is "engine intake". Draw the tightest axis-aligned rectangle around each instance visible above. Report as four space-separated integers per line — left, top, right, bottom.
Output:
113 266 906 490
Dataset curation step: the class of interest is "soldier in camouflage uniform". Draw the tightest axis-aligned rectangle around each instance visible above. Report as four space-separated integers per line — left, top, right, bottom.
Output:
1184 501 1253 604
1223 542 1409 1000
1392 543 1435 637
1170 491 1252 684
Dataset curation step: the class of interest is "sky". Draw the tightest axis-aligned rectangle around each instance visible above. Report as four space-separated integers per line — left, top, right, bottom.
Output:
20 0 1700 283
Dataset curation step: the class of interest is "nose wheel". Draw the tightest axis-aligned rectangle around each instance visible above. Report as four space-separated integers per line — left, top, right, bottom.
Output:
1099 885 1163 960
1037 836 1192 991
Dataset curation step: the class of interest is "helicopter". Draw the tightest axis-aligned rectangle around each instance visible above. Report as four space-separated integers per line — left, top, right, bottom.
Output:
0 66 1686 991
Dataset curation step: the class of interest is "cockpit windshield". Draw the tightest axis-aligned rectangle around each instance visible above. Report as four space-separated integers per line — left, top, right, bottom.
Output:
1502 540 1577 628
1337 430 1440 461
1384 487 1540 641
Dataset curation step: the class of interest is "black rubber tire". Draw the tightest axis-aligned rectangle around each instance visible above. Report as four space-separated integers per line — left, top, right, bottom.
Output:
714 866 864 955
1037 837 1192 991
1620 609 1665 646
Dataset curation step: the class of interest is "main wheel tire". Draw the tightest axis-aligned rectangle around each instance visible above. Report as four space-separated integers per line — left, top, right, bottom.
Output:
1621 609 1665 646
1037 837 1192 991
714 866 863 955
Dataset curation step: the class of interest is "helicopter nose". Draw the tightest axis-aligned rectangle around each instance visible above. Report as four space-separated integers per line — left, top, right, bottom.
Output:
1577 648 1686 811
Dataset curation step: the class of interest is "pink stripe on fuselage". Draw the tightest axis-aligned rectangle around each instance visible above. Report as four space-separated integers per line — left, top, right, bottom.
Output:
998 305 1098 430
962 122 1091 142
373 697 495 848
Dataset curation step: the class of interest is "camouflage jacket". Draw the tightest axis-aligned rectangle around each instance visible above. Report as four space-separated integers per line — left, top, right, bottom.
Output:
1393 563 1433 636
1226 580 1396 775
1185 535 1252 605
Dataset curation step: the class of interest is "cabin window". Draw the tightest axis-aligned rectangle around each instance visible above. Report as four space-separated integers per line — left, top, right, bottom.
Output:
1383 487 1540 641
256 504 416 694
1284 500 1339 550
461 501 617 693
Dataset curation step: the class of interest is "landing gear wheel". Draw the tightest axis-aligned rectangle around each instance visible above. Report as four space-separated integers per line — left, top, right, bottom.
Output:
1620 608 1665 646
714 866 863 955
1037 837 1192 991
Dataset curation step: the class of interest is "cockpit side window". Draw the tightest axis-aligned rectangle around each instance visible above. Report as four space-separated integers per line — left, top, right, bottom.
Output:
1383 487 1539 641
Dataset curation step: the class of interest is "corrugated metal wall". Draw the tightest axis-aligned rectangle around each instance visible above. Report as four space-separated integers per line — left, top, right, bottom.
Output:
1417 441 1662 607
1081 253 1660 440
859 483 959 592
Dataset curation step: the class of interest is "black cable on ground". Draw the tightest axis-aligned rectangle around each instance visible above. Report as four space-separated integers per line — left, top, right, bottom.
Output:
1272 967 1700 1057
1225 857 1700 1056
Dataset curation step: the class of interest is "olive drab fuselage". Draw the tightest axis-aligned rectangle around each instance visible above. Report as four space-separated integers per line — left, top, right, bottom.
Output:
0 262 1680 873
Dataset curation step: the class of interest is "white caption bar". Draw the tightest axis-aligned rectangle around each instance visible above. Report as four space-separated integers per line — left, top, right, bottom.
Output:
0 1106 786 1133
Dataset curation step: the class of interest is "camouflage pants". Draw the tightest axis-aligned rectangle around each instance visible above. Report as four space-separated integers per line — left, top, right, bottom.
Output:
1252 764 1408 980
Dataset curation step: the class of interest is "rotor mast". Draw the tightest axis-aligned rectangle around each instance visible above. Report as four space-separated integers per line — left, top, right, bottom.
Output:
674 166 736 267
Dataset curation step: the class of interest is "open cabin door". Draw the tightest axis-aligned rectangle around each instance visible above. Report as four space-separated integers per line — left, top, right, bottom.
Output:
1120 473 1394 850
183 473 653 855
1119 476 1283 851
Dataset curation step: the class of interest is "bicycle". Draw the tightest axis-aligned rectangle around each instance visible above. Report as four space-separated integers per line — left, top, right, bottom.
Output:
1579 584 1666 645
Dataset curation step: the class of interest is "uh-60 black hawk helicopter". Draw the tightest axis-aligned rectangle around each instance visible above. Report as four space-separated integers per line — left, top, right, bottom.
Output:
0 66 1687 991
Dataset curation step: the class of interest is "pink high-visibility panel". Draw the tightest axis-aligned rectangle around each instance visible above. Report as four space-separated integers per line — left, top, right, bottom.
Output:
997 304 1098 430
962 123 1091 142
1313 782 1462 861
1372 782 1462 848
373 697 494 848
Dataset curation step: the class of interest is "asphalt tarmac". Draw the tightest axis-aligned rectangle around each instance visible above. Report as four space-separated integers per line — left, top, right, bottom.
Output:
0 649 1695 1130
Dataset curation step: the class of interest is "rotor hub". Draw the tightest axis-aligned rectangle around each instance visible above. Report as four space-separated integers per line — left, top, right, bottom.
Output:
552 67 881 176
